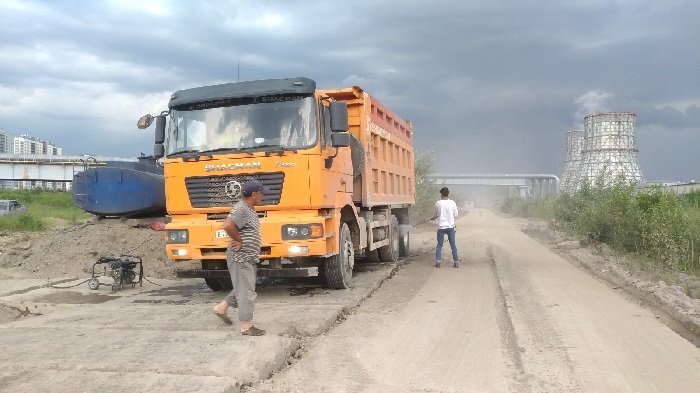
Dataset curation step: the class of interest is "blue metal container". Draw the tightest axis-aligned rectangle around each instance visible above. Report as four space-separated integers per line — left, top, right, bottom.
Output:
72 159 165 217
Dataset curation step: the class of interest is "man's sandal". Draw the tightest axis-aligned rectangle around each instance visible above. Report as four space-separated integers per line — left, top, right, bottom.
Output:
241 326 266 336
213 310 233 325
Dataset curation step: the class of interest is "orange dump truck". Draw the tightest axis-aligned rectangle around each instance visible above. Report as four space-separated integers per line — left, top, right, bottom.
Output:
138 77 415 289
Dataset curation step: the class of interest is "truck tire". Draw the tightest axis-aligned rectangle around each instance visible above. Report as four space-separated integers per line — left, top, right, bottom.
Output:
204 278 223 291
365 249 381 262
202 260 229 292
378 215 400 262
325 223 354 289
219 277 233 290
399 229 410 257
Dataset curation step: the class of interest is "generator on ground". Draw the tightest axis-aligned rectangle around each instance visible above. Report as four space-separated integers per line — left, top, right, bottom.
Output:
87 255 143 292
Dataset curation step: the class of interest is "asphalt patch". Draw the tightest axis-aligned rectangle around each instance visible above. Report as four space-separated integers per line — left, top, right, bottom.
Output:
32 291 116 304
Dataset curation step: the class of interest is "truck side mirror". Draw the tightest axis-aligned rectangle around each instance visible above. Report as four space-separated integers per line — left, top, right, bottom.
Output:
154 144 165 158
137 114 154 129
330 102 348 132
155 116 166 144
331 132 350 147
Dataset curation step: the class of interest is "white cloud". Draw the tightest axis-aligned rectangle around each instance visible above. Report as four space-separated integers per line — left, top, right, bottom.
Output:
574 90 614 125
107 0 171 17
0 82 171 138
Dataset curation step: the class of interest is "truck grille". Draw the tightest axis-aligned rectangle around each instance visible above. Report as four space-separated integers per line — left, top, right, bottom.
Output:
185 172 284 208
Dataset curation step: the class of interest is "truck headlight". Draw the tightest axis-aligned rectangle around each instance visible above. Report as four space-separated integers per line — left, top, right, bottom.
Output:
167 229 189 244
282 224 323 240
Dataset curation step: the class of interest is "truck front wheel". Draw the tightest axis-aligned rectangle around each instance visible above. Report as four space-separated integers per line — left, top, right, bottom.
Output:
325 222 354 289
204 278 223 291
202 260 231 291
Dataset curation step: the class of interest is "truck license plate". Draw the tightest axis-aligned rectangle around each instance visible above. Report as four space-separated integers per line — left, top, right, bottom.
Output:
215 229 229 239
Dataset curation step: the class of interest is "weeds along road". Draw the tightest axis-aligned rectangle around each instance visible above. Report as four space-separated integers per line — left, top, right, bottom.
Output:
251 209 700 393
0 209 699 392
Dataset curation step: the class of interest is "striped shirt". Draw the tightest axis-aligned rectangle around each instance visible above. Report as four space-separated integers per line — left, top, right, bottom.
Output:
227 200 261 263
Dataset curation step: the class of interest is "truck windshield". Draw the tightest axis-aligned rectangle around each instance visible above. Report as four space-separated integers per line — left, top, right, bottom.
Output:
166 95 317 155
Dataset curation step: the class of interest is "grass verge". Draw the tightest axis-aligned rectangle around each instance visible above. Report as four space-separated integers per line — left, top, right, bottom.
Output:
502 183 700 276
0 189 91 232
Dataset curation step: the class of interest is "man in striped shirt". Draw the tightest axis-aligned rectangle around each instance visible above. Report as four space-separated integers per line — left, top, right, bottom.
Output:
213 180 266 336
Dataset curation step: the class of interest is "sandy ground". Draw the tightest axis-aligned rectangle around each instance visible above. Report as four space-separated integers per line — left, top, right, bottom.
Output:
250 209 700 393
0 217 174 280
0 265 401 392
0 209 699 392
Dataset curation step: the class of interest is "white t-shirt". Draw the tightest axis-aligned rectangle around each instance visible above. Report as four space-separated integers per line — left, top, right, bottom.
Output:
435 199 458 229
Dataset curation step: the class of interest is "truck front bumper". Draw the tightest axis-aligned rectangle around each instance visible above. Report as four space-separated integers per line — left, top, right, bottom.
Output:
166 212 330 260
175 266 319 278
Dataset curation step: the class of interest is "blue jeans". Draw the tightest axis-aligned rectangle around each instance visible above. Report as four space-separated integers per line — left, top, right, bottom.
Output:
436 227 459 262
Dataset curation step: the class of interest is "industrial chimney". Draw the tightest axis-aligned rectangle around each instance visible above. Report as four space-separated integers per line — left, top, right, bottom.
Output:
561 129 584 194
577 112 643 189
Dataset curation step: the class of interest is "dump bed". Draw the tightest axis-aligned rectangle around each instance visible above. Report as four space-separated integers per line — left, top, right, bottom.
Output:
321 87 415 207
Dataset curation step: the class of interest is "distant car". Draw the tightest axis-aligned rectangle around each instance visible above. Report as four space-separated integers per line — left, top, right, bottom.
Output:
0 200 26 216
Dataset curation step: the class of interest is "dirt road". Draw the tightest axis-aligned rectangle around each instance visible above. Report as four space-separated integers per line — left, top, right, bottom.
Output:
252 209 700 393
1 209 699 392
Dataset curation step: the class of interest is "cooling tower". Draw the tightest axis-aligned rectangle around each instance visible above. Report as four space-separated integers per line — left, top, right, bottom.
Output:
577 112 643 188
561 130 584 193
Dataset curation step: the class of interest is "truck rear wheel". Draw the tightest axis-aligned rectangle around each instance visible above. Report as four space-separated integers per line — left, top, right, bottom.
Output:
365 249 381 262
378 215 400 262
399 229 410 257
325 222 354 289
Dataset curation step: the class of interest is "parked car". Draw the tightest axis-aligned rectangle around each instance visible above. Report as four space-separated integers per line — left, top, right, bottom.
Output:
0 200 27 216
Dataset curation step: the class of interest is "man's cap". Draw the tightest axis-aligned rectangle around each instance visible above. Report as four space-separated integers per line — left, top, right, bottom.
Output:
242 179 265 197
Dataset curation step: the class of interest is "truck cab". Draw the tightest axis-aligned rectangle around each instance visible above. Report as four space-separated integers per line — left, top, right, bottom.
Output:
138 77 414 290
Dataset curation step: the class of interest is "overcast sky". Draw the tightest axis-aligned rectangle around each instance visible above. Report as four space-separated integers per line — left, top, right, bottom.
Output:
1 0 698 181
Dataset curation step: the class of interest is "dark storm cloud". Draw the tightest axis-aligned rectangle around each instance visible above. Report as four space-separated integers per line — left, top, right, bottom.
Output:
0 0 698 180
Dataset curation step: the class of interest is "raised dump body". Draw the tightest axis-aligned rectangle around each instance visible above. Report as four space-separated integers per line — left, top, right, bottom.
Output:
138 77 415 290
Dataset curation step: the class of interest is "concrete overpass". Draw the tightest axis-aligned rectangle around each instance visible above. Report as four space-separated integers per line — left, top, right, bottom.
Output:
0 154 137 190
429 173 560 198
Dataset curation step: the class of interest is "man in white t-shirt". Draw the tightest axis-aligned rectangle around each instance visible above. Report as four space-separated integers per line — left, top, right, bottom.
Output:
430 187 460 268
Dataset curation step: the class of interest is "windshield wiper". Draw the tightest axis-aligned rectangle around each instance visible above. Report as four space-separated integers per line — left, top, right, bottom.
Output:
167 149 201 157
238 144 295 156
168 149 217 161
198 147 241 154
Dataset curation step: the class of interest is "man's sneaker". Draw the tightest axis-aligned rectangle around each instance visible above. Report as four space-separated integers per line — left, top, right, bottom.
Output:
434 262 441 268
453 262 459 268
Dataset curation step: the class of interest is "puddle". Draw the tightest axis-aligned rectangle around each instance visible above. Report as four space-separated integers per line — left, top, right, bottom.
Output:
141 284 202 297
289 287 314 296
354 263 394 273
132 299 190 305
32 291 116 304
288 286 328 297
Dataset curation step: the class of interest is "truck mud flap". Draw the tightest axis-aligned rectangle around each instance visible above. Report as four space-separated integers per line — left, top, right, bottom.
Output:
176 267 319 279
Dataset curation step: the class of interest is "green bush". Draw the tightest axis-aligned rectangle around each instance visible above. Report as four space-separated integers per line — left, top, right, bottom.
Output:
0 212 45 231
410 151 440 224
502 182 700 275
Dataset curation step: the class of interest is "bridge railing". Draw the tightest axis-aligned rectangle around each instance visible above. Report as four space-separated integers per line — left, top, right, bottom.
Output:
428 173 560 198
